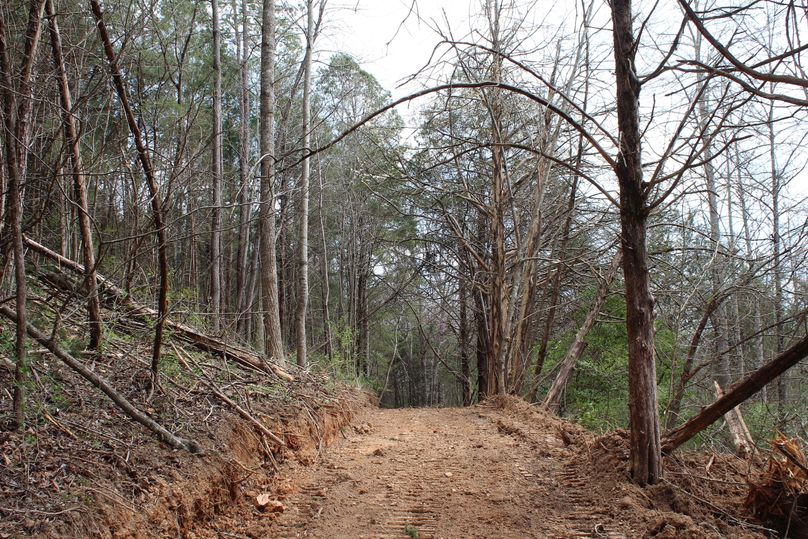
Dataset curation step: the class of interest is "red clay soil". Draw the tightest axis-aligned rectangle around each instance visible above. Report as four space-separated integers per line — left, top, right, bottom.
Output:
206 396 769 539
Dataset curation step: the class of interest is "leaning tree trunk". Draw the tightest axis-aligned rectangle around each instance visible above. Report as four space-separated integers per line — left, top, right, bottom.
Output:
612 0 661 486
544 251 621 414
46 0 103 352
662 333 808 453
90 0 170 392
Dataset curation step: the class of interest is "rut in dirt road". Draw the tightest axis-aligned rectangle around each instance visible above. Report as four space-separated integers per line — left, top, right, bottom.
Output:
218 401 631 539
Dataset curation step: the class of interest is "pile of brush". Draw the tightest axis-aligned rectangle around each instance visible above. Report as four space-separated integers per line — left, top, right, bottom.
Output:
745 434 808 537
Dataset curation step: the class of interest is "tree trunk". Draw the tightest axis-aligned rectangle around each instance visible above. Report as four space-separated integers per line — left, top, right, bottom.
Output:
544 252 620 414
317 165 333 361
46 0 103 352
233 0 251 335
713 381 756 458
459 273 471 406
0 0 46 429
295 0 314 367
259 0 285 362
210 0 223 333
90 0 170 392
612 0 661 486
767 105 786 427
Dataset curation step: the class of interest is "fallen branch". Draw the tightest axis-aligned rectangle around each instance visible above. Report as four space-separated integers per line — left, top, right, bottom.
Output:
662 333 808 453
24 236 293 383
170 343 286 447
0 305 200 453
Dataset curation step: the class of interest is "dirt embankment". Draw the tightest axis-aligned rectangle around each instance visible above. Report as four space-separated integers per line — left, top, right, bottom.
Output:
0 345 372 539
2 367 773 539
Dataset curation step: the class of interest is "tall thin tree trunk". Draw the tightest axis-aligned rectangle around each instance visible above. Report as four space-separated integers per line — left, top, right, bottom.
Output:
295 0 314 367
259 0 285 362
317 166 333 361
477 0 508 396
0 0 46 429
47 0 103 352
90 0 170 391
767 104 786 426
234 0 251 335
736 164 766 399
210 0 223 333
459 271 471 406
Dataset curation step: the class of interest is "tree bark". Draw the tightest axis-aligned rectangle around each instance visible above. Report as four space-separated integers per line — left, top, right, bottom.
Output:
234 0 251 336
46 0 103 352
662 333 808 453
713 381 756 458
612 0 662 486
210 0 223 333
295 0 314 367
0 0 46 430
259 0 285 362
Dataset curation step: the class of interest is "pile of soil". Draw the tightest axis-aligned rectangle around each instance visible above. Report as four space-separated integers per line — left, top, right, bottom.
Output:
486 395 770 538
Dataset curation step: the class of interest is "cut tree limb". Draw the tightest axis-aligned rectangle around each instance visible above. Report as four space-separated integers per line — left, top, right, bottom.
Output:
24 236 293 383
0 305 200 453
662 333 808 453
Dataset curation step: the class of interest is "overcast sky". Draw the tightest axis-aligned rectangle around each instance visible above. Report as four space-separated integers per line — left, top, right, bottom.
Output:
318 0 475 97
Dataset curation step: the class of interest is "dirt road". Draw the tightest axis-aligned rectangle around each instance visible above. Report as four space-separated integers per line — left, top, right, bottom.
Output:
213 401 626 538
208 398 759 539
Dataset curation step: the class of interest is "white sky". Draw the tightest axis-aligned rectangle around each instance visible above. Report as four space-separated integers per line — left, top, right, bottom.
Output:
318 0 475 98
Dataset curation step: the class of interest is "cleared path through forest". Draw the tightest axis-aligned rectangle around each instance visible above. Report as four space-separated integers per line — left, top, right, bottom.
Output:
213 400 639 538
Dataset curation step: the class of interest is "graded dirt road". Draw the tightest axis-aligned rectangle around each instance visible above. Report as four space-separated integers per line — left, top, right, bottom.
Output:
209 398 759 539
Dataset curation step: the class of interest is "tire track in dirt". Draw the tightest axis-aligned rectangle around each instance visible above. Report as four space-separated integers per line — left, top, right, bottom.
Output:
213 404 635 538
204 400 763 538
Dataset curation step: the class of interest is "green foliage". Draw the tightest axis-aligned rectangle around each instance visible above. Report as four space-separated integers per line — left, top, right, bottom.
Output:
404 524 419 538
542 292 679 433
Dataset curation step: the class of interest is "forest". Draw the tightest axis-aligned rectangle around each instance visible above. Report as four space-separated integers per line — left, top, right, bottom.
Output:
1 0 808 533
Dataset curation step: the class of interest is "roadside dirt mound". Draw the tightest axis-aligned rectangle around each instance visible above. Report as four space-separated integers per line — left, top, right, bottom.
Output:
483 398 767 537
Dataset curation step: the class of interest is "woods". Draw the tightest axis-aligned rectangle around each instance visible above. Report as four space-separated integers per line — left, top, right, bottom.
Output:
1 0 806 493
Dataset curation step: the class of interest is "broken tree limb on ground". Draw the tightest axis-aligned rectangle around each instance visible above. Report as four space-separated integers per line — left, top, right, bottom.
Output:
0 305 200 453
662 333 808 453
170 343 286 447
24 236 294 383
713 381 757 458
